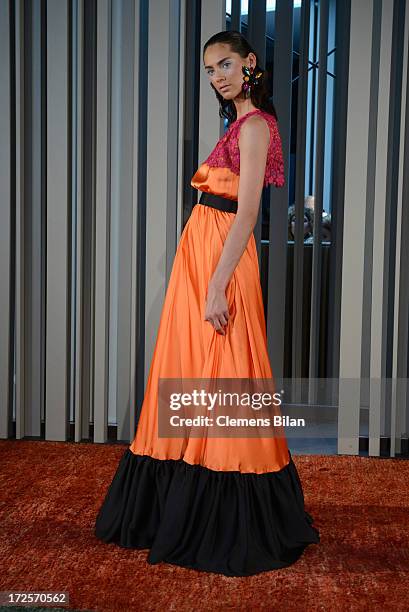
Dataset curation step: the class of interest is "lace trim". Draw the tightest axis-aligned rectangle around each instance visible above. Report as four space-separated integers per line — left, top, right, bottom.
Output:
203 109 285 188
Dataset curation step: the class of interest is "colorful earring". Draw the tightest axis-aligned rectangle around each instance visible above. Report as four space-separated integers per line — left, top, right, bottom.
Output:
242 65 263 98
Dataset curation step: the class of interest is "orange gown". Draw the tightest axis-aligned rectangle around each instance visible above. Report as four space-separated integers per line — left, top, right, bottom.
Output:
95 108 320 576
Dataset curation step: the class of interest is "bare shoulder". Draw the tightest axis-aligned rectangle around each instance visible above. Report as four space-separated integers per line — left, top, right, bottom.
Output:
238 114 270 150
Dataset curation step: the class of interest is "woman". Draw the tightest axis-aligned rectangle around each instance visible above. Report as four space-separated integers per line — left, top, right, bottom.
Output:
94 30 320 577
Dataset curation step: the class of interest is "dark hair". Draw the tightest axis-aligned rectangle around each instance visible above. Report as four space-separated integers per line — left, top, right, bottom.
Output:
203 30 278 126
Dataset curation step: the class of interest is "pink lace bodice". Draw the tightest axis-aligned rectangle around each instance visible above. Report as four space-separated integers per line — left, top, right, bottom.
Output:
202 109 285 188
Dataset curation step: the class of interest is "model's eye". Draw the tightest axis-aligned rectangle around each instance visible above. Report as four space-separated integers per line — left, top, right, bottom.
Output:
207 62 231 76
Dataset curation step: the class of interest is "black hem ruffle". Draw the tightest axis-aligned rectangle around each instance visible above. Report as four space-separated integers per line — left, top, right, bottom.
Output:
94 448 320 577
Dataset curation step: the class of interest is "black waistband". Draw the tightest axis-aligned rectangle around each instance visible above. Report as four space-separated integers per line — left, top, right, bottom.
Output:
199 191 238 214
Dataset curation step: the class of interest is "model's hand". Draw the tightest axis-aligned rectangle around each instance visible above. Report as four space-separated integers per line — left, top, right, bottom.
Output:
204 281 229 335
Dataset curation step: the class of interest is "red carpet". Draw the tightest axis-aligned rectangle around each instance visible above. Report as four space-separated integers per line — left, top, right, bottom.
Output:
0 440 408 611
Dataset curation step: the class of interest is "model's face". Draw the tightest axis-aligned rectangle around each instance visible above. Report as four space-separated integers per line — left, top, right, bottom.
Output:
203 43 256 100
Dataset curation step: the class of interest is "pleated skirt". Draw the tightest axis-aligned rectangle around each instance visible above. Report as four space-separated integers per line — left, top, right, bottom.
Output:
94 202 320 576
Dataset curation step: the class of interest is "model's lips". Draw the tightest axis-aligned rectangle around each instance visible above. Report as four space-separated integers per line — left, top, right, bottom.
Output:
220 85 230 92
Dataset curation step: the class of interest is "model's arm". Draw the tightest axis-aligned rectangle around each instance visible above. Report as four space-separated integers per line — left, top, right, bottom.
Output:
204 115 270 334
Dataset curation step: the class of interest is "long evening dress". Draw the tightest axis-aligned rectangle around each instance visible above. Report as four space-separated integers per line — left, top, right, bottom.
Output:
94 108 320 577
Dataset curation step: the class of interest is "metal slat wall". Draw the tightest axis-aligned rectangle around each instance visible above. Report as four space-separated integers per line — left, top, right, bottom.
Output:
339 0 409 456
393 0 409 455
72 0 84 444
0 0 187 444
14 0 25 440
93 0 111 443
338 0 368 456
109 0 138 441
0 0 12 439
247 0 267 267
309 0 328 390
1 0 409 458
328 0 350 401
268 0 296 382
46 0 70 440
288 0 310 396
380 0 408 456
369 0 397 457
199 1 226 158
